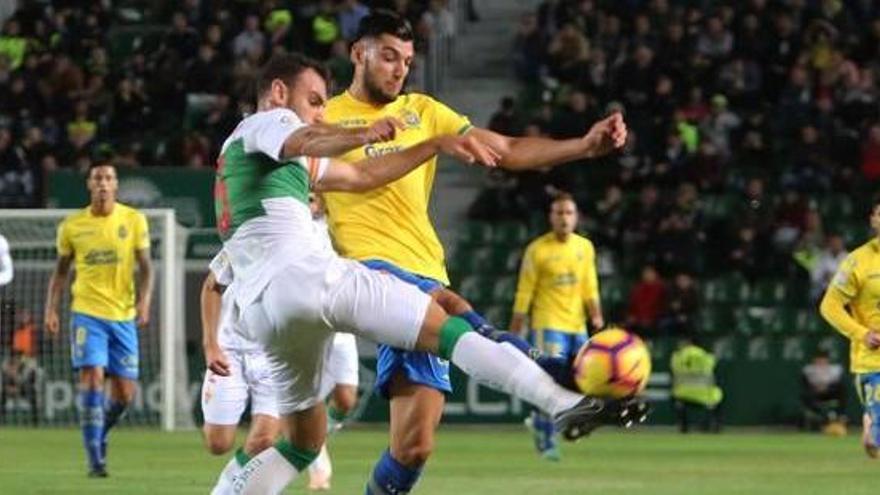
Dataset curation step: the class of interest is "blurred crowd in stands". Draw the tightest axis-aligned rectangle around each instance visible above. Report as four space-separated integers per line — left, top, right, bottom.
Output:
468 0 880 333
0 0 461 206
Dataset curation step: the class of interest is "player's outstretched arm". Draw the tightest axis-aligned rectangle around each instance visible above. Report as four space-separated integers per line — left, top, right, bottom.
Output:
200 272 230 376
314 134 499 193
282 118 404 159
45 254 72 336
468 112 627 171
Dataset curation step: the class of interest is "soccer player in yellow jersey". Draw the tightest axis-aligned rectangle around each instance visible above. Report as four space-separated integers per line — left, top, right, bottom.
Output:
820 199 880 458
45 161 153 477
511 193 603 460
323 10 632 493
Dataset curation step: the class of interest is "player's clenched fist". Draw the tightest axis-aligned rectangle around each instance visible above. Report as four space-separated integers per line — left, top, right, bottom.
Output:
582 111 628 158
45 309 60 335
435 135 501 166
364 117 405 144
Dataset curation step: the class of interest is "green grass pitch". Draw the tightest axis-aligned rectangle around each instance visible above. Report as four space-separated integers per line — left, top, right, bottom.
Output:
0 426 876 494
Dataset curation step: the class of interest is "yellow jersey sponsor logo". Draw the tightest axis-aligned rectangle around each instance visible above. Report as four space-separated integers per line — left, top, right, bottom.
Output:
84 249 119 266
364 144 404 158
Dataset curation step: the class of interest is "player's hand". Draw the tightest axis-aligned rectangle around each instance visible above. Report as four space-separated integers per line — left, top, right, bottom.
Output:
205 344 231 376
44 310 60 336
582 112 627 158
591 315 605 331
364 117 405 144
865 330 880 349
435 135 501 166
136 301 150 329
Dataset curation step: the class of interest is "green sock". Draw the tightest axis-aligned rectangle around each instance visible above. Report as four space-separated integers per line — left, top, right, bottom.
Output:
274 438 319 471
438 316 472 360
234 447 250 467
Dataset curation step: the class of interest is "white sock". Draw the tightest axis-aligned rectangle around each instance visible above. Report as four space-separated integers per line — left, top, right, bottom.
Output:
231 447 300 495
308 444 332 479
210 456 240 495
450 332 583 416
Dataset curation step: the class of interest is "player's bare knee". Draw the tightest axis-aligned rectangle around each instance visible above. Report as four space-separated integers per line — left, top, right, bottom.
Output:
203 426 235 455
79 367 104 390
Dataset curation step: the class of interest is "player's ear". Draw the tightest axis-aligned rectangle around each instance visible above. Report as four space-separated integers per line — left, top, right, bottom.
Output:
351 40 365 65
270 79 287 105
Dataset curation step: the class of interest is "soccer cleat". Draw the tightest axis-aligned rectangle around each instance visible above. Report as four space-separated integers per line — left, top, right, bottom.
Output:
88 466 109 478
555 396 649 442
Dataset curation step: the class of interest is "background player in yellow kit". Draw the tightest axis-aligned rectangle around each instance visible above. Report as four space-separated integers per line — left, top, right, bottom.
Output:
323 10 628 494
511 193 603 461
45 161 153 477
820 198 880 458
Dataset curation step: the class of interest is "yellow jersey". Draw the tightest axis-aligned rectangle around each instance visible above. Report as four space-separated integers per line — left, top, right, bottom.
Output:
323 91 472 284
825 238 880 373
513 232 599 333
56 203 150 321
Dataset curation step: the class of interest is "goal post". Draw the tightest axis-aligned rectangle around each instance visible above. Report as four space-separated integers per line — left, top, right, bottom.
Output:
0 208 192 431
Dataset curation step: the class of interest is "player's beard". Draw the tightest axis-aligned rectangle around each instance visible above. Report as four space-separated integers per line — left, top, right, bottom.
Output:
363 62 400 105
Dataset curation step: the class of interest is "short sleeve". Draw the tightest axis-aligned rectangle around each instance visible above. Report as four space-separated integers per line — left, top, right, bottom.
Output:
209 249 233 286
56 220 72 257
241 109 307 161
305 156 331 184
830 253 859 300
134 213 151 251
427 96 472 136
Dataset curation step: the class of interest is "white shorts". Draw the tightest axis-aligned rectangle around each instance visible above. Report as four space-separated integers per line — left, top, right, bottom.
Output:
318 332 360 400
201 348 280 425
238 256 430 415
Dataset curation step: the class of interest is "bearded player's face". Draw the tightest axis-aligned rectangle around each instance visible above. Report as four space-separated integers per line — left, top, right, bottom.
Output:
360 35 414 104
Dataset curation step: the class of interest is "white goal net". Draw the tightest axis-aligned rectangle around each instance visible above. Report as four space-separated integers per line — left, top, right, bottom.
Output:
0 209 192 430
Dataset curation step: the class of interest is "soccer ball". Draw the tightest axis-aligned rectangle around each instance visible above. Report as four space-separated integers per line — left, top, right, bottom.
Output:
573 327 651 398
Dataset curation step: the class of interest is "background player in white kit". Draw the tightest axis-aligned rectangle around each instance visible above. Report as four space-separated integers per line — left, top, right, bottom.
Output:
214 53 643 494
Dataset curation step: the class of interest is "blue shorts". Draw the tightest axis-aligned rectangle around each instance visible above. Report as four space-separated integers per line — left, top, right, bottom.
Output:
70 312 139 380
857 372 880 445
529 328 588 361
361 259 452 398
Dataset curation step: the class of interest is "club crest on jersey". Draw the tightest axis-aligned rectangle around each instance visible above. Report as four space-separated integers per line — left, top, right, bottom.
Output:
118 225 128 239
399 109 421 129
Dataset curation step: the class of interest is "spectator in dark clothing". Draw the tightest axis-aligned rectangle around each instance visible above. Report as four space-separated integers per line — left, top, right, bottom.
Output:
488 96 521 136
622 183 664 261
549 91 598 139
655 182 704 272
513 12 544 82
591 184 625 249
801 350 847 436
164 11 200 60
659 272 700 337
186 43 224 94
728 225 762 283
